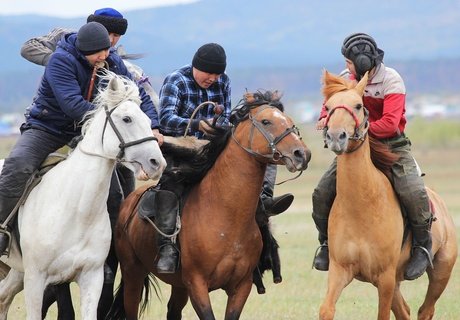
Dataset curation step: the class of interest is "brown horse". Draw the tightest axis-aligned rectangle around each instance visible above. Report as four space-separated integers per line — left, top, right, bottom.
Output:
318 71 457 320
108 92 311 320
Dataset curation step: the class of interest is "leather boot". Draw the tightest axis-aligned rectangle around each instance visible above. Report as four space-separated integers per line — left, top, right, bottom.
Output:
154 190 180 274
312 215 329 271
404 219 433 280
0 195 20 256
262 193 294 217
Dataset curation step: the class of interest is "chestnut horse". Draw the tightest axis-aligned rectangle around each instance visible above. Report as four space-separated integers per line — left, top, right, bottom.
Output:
318 71 457 320
108 92 311 320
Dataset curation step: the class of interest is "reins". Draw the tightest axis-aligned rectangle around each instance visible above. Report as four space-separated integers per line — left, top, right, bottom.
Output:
183 101 223 138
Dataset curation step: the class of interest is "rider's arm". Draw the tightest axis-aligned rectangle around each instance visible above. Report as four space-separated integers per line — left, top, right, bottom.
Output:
20 27 71 66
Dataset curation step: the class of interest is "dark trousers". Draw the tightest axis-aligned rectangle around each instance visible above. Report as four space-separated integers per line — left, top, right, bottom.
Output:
0 128 68 220
312 135 431 226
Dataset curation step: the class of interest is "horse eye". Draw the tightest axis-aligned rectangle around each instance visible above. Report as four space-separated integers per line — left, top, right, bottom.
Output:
355 104 363 110
262 119 271 125
324 105 330 112
122 116 132 123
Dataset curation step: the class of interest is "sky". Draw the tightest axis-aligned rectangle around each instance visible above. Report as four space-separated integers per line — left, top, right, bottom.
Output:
0 0 199 18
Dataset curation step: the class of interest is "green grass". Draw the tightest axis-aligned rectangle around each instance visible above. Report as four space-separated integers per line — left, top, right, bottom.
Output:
2 118 460 319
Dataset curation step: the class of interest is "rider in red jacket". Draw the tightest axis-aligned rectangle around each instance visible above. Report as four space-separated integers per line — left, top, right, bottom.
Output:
312 33 433 281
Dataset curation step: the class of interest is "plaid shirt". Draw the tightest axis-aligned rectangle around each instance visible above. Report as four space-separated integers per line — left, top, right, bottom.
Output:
159 65 231 138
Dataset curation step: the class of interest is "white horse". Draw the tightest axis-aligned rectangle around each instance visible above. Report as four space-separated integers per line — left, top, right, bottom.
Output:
0 71 166 320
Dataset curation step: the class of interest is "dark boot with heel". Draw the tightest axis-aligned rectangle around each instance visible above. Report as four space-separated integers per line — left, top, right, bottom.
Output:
153 190 180 274
0 195 20 256
262 193 294 216
312 215 329 271
404 219 433 280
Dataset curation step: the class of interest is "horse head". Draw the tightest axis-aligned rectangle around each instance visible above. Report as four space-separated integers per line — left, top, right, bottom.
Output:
231 90 311 172
321 70 369 154
80 71 166 181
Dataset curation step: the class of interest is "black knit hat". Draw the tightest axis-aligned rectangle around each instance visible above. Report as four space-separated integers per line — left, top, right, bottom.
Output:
87 7 128 35
76 22 111 56
192 43 227 74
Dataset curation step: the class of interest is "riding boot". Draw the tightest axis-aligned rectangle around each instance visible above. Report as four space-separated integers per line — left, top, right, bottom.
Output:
404 219 433 280
262 193 294 217
0 195 20 256
312 215 329 271
154 190 180 274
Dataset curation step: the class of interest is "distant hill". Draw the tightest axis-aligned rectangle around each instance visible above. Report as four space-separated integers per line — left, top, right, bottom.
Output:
1 0 459 112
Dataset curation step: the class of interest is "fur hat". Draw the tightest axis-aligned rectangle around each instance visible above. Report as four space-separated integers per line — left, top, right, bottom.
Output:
192 43 227 74
87 7 128 35
76 22 111 55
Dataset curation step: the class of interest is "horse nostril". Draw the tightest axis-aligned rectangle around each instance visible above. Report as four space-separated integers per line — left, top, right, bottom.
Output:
339 131 347 140
150 158 159 168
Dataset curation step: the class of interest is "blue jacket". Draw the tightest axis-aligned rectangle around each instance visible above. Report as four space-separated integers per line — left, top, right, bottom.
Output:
25 32 159 139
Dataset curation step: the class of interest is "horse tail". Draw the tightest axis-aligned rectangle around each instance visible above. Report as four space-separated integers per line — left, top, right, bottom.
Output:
106 279 126 320
139 273 162 316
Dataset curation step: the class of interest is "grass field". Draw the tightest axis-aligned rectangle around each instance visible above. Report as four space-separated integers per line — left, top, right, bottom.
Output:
1 118 460 319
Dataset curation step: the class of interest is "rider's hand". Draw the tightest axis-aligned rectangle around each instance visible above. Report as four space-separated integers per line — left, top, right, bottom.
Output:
152 129 164 146
316 118 326 130
199 119 218 137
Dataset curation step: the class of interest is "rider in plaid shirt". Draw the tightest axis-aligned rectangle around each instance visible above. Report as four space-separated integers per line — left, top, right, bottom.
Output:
159 55 231 138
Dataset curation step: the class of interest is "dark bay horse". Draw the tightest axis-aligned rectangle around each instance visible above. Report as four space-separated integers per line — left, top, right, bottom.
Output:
318 71 457 320
108 92 311 319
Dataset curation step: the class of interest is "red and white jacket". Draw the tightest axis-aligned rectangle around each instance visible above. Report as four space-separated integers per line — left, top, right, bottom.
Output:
320 63 407 139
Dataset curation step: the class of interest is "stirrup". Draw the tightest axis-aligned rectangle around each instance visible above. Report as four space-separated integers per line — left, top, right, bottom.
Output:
311 243 328 269
0 228 12 257
411 245 434 269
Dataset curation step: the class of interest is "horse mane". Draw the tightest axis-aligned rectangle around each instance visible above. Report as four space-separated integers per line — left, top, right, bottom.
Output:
81 70 141 135
243 90 284 111
369 136 400 179
160 126 232 186
321 71 356 101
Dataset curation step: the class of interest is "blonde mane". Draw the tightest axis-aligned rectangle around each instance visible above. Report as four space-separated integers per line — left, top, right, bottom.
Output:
321 71 356 101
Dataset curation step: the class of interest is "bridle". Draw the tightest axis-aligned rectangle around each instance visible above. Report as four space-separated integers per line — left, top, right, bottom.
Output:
232 104 301 162
323 104 369 153
79 104 158 161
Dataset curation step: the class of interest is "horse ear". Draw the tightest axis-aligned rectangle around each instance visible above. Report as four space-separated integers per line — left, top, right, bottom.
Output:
355 71 369 96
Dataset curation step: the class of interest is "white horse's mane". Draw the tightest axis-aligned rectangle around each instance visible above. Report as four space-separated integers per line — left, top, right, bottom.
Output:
81 70 141 135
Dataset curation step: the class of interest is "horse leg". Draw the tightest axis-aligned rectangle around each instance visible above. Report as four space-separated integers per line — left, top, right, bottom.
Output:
252 268 266 294
41 283 75 320
391 281 410 320
224 279 253 320
76 268 104 320
23 269 47 320
0 269 23 320
375 269 397 320
98 244 119 319
417 256 456 320
319 263 353 320
187 281 215 320
166 286 189 320
121 264 149 320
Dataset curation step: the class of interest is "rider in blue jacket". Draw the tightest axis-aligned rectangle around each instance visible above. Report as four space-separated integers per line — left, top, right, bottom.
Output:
0 22 159 256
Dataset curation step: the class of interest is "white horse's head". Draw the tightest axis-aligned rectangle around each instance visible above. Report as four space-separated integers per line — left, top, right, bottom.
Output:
81 71 166 181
